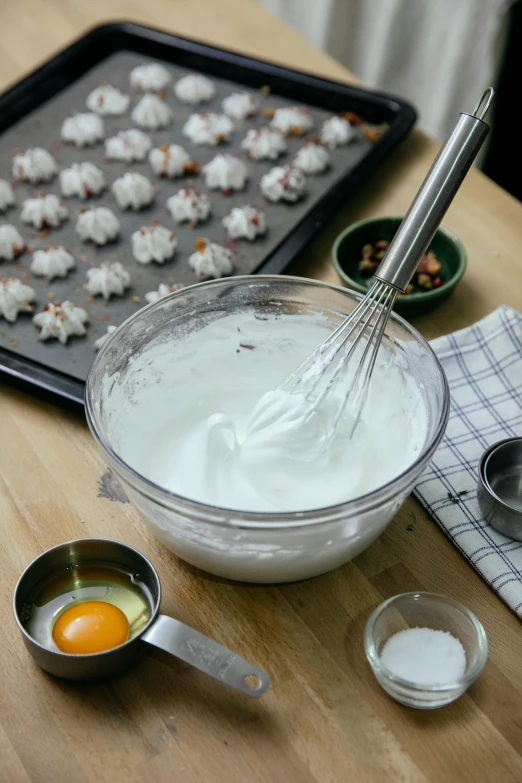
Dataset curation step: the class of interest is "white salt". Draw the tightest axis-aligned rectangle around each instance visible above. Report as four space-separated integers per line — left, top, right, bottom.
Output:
380 627 466 686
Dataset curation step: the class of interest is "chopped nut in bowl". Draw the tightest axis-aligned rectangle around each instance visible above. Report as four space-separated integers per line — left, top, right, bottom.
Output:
331 216 467 318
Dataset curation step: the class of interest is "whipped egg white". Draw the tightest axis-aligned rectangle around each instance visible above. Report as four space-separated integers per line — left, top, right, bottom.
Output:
103 310 428 513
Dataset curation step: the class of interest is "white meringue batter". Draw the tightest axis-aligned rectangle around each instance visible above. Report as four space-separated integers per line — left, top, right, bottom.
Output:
106 310 428 514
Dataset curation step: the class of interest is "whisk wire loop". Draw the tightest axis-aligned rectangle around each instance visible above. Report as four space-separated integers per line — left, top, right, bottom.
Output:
280 280 397 437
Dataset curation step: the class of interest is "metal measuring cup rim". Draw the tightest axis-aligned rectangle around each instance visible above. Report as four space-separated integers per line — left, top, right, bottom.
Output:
12 537 161 661
478 436 522 516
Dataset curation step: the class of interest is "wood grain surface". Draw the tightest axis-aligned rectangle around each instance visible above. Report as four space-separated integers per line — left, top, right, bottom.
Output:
1 2 522 782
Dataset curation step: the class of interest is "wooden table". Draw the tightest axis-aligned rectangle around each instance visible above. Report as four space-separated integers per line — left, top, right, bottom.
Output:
1 2 522 781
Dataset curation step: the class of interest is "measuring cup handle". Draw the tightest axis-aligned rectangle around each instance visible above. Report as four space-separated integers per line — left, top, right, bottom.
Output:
141 614 270 698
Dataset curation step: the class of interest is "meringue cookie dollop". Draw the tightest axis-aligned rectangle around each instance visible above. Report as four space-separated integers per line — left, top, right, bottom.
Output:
260 165 306 202
174 74 215 104
12 148 57 183
21 195 68 229
188 238 233 280
112 173 155 210
319 115 358 149
130 62 171 92
0 277 36 322
145 282 185 304
131 94 173 130
222 92 257 119
31 246 75 280
76 207 120 245
86 261 131 300
166 187 211 225
0 181 16 212
105 129 152 162
241 128 287 161
33 301 88 343
182 113 233 145
86 85 130 115
59 162 106 199
131 224 177 264
148 144 198 178
202 154 247 193
222 206 266 240
293 142 330 174
269 106 313 135
0 225 25 261
61 113 105 147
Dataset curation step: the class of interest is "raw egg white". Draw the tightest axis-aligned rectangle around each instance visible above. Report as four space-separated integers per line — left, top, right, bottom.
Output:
24 565 153 654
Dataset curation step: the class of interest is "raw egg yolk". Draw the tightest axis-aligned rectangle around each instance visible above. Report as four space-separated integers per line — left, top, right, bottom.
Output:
52 601 130 655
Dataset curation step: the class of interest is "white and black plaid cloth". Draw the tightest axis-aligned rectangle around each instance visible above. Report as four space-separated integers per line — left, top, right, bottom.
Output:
414 305 522 617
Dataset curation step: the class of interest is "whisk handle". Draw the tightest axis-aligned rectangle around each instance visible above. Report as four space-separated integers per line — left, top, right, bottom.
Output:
375 88 493 292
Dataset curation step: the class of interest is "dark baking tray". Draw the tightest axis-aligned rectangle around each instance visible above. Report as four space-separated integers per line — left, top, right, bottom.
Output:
0 21 416 406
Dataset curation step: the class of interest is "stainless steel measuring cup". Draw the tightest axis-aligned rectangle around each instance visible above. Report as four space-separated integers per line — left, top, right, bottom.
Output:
13 538 270 697
477 437 522 541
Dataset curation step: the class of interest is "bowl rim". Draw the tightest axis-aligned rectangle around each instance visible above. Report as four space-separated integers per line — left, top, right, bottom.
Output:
85 274 450 530
363 591 488 694
331 216 467 302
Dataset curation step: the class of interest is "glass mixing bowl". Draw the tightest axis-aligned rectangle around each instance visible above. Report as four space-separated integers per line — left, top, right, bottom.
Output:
86 276 449 583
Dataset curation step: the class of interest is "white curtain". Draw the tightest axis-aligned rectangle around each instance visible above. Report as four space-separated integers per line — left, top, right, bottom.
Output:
259 0 510 142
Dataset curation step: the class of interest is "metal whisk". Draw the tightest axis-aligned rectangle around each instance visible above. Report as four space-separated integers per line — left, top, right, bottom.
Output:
283 88 494 439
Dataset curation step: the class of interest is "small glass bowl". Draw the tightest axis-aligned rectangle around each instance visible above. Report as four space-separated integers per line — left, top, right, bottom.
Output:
364 592 488 709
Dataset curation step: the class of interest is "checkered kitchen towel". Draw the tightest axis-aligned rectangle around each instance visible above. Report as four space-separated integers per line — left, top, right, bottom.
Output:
414 305 522 617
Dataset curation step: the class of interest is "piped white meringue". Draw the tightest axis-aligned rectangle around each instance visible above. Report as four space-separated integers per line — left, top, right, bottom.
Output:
86 261 131 300
241 128 287 161
0 277 36 322
319 115 358 149
61 113 105 147
188 238 233 280
59 162 106 199
182 113 233 145
131 94 173 130
130 63 171 92
131 224 177 264
0 225 25 261
293 142 330 174
86 85 130 115
12 148 57 183
166 187 211 225
222 206 266 240
202 154 247 193
31 246 75 280
76 207 120 244
0 181 16 212
105 129 152 162
260 165 306 202
112 172 155 210
174 74 215 104
145 282 184 304
222 92 257 120
148 144 197 178
33 301 88 343
21 195 68 229
269 106 313 135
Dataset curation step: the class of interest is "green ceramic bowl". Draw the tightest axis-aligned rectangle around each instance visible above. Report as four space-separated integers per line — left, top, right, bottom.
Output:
332 216 467 318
